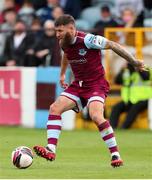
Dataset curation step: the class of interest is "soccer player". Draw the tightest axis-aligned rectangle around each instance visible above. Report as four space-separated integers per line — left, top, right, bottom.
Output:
34 15 146 167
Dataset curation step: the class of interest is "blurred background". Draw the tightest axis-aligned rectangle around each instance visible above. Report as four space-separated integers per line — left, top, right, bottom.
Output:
0 0 152 130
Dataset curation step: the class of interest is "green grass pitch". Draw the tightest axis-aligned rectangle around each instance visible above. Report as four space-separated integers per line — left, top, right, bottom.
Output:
0 126 152 179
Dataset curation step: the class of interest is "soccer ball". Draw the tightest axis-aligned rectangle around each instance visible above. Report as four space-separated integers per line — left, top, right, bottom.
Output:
11 146 33 169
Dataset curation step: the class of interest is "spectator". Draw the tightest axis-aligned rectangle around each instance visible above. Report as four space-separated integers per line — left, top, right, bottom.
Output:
18 0 36 27
118 8 143 45
1 8 17 34
110 63 152 129
115 0 144 18
4 0 20 12
30 18 42 38
60 0 81 19
121 8 143 27
24 18 43 66
27 0 46 10
0 0 18 23
30 20 61 66
51 6 64 21
94 6 119 36
36 0 59 23
0 8 17 63
3 20 34 66
4 0 16 9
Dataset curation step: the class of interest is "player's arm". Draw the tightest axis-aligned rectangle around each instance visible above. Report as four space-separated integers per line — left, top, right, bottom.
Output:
84 34 146 71
104 40 145 71
60 53 69 89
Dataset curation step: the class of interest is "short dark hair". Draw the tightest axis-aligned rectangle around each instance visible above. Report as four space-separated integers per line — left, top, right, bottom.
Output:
2 8 16 15
15 19 26 25
101 6 110 13
55 14 75 27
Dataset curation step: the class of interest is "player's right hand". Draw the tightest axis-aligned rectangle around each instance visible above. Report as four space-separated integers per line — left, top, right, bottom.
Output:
60 74 69 89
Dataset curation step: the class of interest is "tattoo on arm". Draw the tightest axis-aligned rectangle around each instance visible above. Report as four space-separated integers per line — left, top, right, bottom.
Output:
109 41 138 66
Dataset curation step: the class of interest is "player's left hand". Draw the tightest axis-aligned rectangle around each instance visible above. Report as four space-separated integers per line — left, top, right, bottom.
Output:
60 74 69 89
134 60 147 72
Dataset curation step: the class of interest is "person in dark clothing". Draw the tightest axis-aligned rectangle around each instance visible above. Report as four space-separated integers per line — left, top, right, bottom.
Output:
3 20 34 66
61 0 81 19
33 20 61 66
36 0 59 23
94 6 119 36
110 63 152 129
30 0 47 10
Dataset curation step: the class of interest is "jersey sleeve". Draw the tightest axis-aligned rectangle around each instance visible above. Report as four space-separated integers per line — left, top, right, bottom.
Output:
84 33 108 49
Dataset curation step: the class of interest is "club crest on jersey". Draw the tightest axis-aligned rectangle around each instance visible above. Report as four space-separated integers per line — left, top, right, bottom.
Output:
79 49 87 56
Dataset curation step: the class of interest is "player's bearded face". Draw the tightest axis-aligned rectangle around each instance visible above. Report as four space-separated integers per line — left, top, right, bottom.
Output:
60 32 73 49
55 25 75 49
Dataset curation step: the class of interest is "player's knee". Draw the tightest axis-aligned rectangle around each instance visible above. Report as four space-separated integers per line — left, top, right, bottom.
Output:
49 103 60 115
90 112 101 121
90 112 105 125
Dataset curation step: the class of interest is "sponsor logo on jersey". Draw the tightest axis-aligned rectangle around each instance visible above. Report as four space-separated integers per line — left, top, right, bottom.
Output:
89 35 98 45
79 49 87 56
69 58 87 64
98 38 102 45
88 35 94 43
93 36 97 44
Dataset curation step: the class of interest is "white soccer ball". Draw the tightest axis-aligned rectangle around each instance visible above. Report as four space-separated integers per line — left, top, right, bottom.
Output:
11 146 33 169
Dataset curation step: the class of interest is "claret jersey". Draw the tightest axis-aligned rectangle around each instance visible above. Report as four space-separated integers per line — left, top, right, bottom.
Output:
63 31 108 82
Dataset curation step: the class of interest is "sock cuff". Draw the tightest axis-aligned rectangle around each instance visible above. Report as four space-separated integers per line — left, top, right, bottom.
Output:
111 148 119 155
98 120 110 131
48 114 61 120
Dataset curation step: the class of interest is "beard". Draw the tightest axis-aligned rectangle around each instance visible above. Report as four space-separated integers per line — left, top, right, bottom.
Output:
59 32 73 49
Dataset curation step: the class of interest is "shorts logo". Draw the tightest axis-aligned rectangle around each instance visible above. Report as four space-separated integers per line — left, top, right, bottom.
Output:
79 49 87 56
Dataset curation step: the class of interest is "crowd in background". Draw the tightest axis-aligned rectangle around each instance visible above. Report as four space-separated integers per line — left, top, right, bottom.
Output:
0 0 151 67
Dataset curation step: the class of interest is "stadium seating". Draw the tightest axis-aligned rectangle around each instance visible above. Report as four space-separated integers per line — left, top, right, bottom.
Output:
75 19 91 31
80 6 101 27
